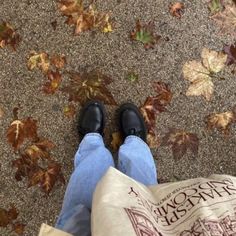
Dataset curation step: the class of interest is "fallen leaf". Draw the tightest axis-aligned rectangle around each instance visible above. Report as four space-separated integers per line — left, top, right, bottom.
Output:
206 109 236 135
12 154 38 181
183 48 227 101
51 20 58 30
62 70 117 105
0 21 20 50
130 20 161 49
6 116 38 151
58 0 112 35
43 70 62 94
208 0 223 15
25 139 55 161
40 162 65 194
27 51 50 74
140 82 172 131
0 205 18 227
169 2 184 18
223 43 236 65
12 223 25 235
126 72 138 82
162 128 199 160
211 3 236 36
111 131 123 151
63 104 76 118
50 55 66 69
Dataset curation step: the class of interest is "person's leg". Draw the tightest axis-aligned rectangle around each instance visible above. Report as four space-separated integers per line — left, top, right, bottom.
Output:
56 133 114 228
117 103 157 185
118 135 157 185
56 101 114 230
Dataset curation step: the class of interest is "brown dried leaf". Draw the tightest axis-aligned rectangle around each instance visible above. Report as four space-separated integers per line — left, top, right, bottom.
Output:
25 139 55 161
111 131 123 151
40 162 65 194
12 222 26 235
62 70 117 105
43 70 62 94
169 2 184 18
211 3 236 36
130 20 161 49
12 154 38 181
206 109 236 135
140 82 172 131
58 0 112 35
50 55 66 69
0 21 20 50
63 104 76 118
0 205 18 227
162 128 199 160
6 120 25 151
27 51 50 74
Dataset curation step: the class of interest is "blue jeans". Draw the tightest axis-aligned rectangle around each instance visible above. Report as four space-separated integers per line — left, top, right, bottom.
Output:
56 133 157 235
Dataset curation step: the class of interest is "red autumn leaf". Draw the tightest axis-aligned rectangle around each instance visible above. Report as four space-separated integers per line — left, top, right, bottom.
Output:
62 70 117 105
12 222 26 235
162 128 199 160
130 20 161 49
6 114 38 151
43 70 62 94
169 2 184 18
0 21 21 50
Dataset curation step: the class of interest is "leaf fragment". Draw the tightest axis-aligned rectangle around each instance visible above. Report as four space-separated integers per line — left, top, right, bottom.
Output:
126 72 139 82
162 128 199 160
50 55 66 69
0 21 20 50
169 2 184 18
111 131 123 151
130 20 161 49
223 43 236 65
182 48 227 101
12 222 26 235
0 205 18 227
62 70 117 105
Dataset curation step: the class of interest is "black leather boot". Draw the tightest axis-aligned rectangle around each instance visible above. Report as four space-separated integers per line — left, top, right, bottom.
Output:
78 100 105 138
118 103 147 142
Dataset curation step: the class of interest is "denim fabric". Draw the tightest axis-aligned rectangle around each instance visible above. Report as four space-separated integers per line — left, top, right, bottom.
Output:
55 133 157 236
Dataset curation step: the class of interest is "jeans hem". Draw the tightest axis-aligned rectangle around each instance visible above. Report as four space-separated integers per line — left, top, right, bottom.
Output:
125 135 150 149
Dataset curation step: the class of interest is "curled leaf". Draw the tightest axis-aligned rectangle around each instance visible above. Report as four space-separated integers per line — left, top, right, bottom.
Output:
169 2 184 18
27 51 50 74
206 109 236 135
0 21 20 50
